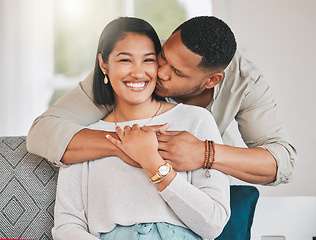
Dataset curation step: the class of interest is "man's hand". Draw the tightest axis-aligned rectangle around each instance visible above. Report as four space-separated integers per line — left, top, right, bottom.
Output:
157 130 205 171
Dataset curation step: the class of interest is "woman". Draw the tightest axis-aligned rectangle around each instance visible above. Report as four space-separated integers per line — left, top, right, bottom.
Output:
52 17 230 240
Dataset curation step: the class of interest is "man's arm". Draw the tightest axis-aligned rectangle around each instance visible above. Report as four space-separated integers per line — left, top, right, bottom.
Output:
157 77 296 186
27 71 168 166
26 71 116 166
232 71 297 185
157 131 277 184
60 128 140 166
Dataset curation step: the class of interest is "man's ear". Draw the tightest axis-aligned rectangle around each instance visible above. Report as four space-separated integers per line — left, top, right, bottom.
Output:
98 53 107 74
205 73 223 89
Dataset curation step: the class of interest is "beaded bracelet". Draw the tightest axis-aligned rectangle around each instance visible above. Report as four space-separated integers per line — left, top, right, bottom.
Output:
208 140 215 169
204 140 215 178
203 140 215 170
203 140 210 169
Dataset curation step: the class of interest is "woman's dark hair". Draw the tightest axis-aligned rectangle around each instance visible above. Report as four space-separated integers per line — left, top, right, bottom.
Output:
93 17 163 106
173 16 237 70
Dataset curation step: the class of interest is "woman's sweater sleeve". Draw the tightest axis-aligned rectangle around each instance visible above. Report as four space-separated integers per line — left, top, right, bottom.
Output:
52 163 100 240
159 109 230 239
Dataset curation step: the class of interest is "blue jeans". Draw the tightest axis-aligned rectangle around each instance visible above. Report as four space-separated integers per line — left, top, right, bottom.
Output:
99 223 202 240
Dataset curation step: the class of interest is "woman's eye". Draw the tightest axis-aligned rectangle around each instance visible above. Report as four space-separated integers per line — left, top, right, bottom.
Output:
119 59 131 62
144 58 156 62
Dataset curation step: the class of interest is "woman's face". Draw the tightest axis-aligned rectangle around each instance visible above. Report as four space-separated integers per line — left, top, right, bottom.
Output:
106 33 158 106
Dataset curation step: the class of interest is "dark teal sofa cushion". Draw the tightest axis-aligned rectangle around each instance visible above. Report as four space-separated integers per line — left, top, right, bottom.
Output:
216 185 259 240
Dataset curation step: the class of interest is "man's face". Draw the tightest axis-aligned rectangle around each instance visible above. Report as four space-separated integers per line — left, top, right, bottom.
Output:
155 31 212 99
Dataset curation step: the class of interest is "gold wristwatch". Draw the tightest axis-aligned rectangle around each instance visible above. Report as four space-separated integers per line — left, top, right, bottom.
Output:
150 163 172 183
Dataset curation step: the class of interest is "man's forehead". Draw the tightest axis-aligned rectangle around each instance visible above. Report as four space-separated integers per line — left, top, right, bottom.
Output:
163 32 202 69
164 31 181 47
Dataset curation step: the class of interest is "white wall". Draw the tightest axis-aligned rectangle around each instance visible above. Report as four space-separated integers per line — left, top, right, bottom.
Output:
212 0 316 238
252 197 316 240
0 0 54 136
213 0 316 197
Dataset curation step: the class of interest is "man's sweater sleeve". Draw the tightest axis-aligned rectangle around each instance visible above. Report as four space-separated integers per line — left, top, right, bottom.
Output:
26 71 108 166
237 73 296 185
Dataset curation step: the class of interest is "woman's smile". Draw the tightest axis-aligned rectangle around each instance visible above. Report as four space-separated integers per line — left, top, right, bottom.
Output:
102 33 158 105
124 81 149 90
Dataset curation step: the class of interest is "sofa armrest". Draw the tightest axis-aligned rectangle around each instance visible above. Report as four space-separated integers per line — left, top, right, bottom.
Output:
0 136 58 240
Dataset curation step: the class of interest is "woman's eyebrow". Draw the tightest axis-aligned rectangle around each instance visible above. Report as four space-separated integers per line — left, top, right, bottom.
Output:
116 52 156 57
145 52 156 56
116 52 132 57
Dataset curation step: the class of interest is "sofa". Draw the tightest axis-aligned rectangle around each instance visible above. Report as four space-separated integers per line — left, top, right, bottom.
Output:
0 136 259 240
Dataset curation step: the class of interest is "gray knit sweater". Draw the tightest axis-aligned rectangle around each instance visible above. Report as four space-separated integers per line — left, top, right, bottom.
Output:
52 104 230 240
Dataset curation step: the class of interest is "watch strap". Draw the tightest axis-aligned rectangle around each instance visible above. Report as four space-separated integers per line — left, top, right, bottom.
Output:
150 163 172 183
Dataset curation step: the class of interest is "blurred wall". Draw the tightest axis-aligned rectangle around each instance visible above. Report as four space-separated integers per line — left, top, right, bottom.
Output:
0 0 54 136
212 0 316 196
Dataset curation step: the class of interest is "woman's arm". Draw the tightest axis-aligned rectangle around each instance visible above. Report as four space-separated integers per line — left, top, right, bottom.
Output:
157 111 230 239
52 164 100 240
160 168 230 239
106 125 176 191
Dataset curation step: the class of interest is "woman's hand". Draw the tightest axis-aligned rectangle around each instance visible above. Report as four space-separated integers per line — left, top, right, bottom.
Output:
106 124 159 166
107 124 177 191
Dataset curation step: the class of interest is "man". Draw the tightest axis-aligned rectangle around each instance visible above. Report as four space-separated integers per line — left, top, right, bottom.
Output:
27 16 296 186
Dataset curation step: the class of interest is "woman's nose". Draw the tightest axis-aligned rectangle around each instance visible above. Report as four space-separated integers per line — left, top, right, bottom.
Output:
131 64 145 79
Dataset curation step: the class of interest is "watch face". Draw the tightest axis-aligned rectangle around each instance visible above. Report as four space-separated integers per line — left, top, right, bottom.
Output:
159 165 169 175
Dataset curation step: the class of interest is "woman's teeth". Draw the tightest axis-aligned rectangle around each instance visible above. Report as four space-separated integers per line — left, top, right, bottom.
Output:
125 82 146 88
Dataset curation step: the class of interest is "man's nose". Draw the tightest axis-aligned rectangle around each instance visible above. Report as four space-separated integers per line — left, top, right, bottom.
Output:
158 64 171 81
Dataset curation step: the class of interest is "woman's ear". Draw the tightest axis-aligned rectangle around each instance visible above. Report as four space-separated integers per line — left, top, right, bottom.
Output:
205 73 223 89
98 53 107 74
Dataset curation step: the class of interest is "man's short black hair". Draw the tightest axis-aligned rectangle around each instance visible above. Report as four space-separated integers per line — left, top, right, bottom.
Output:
174 16 237 70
